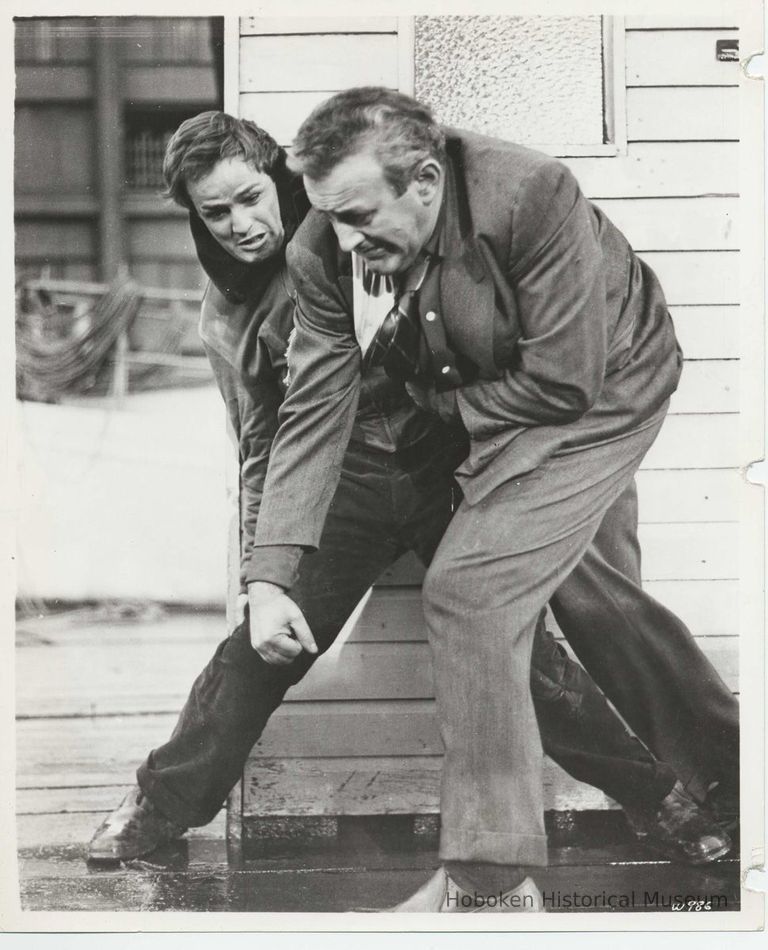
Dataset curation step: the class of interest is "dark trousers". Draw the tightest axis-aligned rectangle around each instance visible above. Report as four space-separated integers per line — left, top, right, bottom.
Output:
137 434 734 829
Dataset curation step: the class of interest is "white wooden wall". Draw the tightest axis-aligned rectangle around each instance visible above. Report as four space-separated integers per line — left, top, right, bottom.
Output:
232 16 743 819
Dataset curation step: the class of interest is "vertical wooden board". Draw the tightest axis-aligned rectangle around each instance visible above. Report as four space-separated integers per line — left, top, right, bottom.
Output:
594 197 738 251
239 34 399 92
626 87 738 141
625 29 740 86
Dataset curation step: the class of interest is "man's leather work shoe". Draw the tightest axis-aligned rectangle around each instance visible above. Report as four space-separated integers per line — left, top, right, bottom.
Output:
624 780 732 865
87 785 187 861
388 866 543 913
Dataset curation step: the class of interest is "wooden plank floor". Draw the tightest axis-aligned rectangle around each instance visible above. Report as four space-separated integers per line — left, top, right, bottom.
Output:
15 605 740 914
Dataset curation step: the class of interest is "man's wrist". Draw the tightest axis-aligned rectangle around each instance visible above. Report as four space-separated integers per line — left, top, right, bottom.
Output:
247 580 286 603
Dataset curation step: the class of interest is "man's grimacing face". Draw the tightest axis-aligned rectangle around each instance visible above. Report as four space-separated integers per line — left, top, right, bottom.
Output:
187 156 284 264
303 148 443 276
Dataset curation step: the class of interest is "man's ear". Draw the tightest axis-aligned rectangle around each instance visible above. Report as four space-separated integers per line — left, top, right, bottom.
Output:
414 158 443 204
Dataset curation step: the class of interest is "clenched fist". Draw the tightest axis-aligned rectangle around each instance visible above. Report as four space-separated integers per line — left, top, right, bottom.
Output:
247 581 318 665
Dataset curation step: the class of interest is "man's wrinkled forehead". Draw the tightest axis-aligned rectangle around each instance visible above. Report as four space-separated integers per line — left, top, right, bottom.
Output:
303 150 394 211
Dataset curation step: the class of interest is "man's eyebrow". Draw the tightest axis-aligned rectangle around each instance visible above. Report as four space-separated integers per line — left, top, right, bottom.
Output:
334 205 372 219
235 183 262 197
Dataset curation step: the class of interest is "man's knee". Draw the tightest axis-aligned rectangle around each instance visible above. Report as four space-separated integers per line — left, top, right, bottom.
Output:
422 554 461 617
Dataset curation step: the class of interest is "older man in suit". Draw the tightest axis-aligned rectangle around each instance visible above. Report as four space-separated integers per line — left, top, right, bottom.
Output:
231 89 738 911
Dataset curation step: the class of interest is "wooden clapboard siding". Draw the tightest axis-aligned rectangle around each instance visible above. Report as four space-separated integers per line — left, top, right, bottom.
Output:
670 360 738 414
346 580 739 644
240 91 336 146
241 18 399 35
626 87 738 141
234 15 743 820
595 198 738 251
669 306 738 358
239 34 400 92
565 143 737 198
625 29 739 86
641 251 738 306
643 413 738 468
624 16 736 30
271 628 738 709
14 597 738 719
242 756 614 816
371 521 738 590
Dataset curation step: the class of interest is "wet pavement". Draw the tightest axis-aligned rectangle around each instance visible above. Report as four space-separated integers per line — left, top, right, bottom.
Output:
18 813 741 914
15 604 743 916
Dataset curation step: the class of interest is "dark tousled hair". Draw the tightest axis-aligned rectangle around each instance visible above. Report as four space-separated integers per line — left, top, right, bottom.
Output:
288 87 446 195
163 111 287 210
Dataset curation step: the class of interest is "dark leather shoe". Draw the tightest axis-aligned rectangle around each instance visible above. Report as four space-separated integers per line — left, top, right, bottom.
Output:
624 780 731 865
88 785 186 861
388 867 543 913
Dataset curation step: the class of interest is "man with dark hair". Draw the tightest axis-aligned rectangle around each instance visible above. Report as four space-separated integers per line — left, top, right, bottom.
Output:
87 111 734 895
231 89 740 910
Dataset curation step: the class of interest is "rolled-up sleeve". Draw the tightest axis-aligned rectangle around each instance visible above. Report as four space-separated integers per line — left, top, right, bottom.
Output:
456 160 608 440
246 237 361 590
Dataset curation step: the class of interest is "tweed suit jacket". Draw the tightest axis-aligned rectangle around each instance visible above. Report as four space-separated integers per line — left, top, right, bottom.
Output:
247 128 683 588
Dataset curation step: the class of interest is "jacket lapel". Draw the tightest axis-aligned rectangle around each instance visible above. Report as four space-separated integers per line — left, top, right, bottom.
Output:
438 141 498 377
337 249 354 314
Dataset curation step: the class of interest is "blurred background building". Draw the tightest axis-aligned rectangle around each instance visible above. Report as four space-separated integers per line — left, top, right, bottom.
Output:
15 16 223 288
15 17 232 606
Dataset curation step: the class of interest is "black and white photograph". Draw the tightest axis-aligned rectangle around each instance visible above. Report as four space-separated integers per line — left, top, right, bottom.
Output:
4 0 765 932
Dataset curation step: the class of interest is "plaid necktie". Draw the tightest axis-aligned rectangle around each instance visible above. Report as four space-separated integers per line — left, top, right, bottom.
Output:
361 257 431 382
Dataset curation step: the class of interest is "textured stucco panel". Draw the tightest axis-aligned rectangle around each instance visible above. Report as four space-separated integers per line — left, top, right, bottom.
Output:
414 16 604 145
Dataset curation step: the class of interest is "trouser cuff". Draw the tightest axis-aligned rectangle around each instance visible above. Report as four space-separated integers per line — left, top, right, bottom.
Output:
136 758 212 829
440 828 548 867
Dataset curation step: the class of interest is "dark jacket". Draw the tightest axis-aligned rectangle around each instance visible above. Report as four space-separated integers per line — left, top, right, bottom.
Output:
193 169 445 587
247 128 683 588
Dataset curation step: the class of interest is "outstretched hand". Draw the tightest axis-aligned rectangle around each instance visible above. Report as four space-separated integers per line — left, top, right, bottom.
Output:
247 581 318 665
